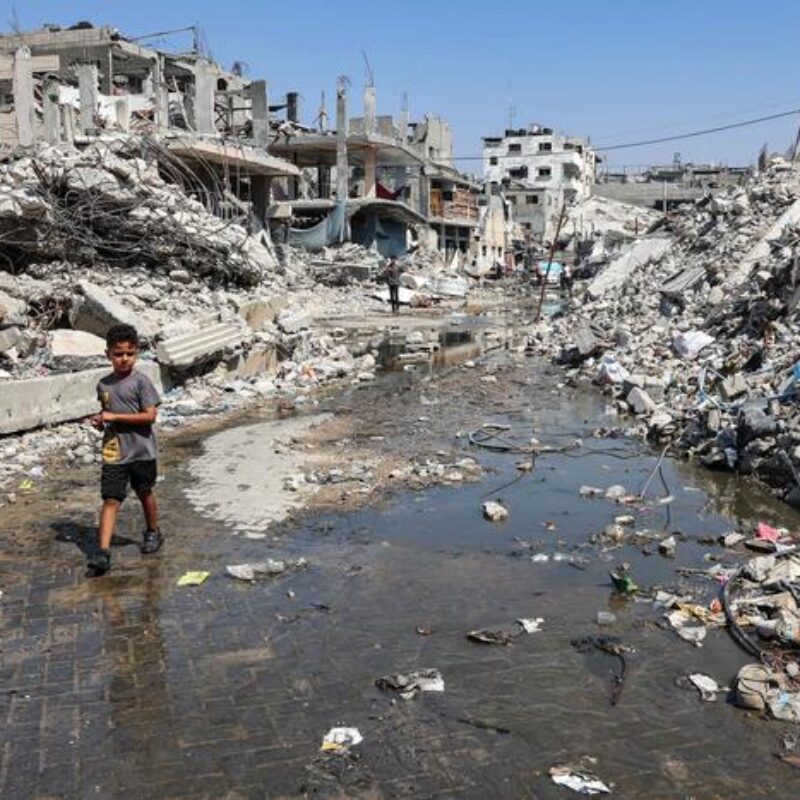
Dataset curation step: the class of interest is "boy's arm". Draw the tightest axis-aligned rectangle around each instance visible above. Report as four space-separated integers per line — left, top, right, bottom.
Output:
100 406 157 425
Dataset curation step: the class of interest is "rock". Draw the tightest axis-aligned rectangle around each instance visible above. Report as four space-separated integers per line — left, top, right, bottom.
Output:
0 325 21 353
70 280 158 339
482 500 508 522
0 290 26 326
738 408 779 446
626 386 656 415
720 373 748 401
49 330 106 360
707 286 724 305
168 269 192 284
659 535 677 557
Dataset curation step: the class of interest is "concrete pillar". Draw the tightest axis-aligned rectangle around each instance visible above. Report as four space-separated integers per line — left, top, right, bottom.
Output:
250 175 269 231
363 85 376 136
152 55 169 129
12 47 35 147
100 48 113 95
317 166 331 199
335 86 348 201
286 92 298 123
192 59 215 135
42 75 61 144
418 166 430 218
363 147 377 198
250 79 269 146
77 62 98 135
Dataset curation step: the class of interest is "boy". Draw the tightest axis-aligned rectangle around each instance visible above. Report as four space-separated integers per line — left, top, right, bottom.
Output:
87 324 163 577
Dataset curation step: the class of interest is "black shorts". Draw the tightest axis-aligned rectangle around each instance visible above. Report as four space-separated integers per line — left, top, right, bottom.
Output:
101 460 157 502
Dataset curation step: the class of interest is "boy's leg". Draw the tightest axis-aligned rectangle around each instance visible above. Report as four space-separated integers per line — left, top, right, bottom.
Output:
137 488 158 532
98 499 121 550
132 461 163 554
89 465 128 576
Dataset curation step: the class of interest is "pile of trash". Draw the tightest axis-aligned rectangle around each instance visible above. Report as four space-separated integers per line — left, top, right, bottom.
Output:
528 158 800 507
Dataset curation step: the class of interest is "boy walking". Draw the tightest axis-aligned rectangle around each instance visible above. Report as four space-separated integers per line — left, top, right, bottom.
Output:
87 324 163 577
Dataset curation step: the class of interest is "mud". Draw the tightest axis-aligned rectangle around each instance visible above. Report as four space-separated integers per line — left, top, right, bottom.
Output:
2 345 800 799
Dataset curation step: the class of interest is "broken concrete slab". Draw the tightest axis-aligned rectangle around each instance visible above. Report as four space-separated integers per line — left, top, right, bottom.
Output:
587 235 672 299
0 325 21 353
627 386 656 415
0 360 163 434
0 289 26 326
49 329 106 359
70 280 159 340
720 373 748 401
156 323 244 369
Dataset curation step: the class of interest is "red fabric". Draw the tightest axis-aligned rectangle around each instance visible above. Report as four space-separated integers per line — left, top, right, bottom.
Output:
377 183 404 201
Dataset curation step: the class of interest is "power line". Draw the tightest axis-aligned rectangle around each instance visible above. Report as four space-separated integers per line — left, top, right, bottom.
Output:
447 106 800 162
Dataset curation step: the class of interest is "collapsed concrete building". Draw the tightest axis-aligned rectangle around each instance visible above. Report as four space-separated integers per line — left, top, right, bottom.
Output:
0 22 300 227
268 83 500 267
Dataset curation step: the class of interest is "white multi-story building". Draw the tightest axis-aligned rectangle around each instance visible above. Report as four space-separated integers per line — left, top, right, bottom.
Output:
482 124 597 240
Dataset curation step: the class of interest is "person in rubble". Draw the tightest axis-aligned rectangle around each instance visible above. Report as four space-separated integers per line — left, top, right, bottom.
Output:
384 257 403 313
561 263 574 296
86 324 163 577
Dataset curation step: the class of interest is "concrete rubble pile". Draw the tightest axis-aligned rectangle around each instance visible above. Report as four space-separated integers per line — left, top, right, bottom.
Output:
0 134 456 496
528 158 800 508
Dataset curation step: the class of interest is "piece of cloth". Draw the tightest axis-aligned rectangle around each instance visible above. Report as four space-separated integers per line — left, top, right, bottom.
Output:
101 460 158 502
97 369 160 464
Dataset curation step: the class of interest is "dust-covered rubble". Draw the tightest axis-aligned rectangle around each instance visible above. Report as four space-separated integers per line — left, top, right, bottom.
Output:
528 158 800 508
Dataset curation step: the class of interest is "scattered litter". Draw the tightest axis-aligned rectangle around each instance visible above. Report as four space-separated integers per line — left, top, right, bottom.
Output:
482 500 509 522
415 625 434 636
756 522 782 542
176 571 210 587
517 617 545 633
321 727 363 753
596 611 617 626
531 553 550 563
688 673 720 701
658 536 677 557
467 627 517 646
375 668 444 699
666 609 707 647
225 558 308 582
549 759 612 795
572 635 632 705
580 485 604 498
610 568 638 595
604 485 627 501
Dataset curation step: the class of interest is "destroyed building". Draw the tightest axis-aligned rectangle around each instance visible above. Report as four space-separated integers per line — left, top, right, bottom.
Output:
268 83 482 262
596 153 753 210
0 23 300 227
483 123 597 240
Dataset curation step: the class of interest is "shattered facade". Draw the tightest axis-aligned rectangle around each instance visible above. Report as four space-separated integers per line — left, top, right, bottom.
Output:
483 123 597 241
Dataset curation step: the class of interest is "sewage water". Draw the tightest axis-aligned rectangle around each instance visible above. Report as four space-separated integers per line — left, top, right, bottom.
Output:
2 354 800 798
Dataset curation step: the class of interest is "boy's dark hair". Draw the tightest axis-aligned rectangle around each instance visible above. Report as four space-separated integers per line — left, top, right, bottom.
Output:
106 324 139 349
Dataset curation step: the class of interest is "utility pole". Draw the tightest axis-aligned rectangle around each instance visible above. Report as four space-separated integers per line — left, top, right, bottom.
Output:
535 203 567 322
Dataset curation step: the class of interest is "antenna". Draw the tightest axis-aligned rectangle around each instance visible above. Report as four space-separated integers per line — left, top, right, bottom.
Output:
361 51 374 87
8 2 20 34
508 104 516 130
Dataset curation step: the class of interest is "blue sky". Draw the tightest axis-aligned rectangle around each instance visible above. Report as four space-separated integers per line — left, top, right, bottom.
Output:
8 1 800 173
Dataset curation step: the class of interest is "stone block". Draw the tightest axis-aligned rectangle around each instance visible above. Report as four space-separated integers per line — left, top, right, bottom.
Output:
0 360 163 434
50 329 106 359
236 297 276 331
226 343 278 378
157 323 244 369
626 386 656 415
0 325 21 353
720 373 748 401
0 290 26 326
69 280 158 339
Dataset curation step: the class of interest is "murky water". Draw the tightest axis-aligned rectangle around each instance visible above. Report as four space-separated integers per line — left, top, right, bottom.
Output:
2 353 800 798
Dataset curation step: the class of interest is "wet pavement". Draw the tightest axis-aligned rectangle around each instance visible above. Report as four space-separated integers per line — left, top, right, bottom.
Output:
2 352 800 798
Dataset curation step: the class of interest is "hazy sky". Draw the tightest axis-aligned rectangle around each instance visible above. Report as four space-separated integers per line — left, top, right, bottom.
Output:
7 0 800 173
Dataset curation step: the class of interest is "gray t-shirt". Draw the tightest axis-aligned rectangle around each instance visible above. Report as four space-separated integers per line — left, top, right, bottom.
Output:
96 370 160 465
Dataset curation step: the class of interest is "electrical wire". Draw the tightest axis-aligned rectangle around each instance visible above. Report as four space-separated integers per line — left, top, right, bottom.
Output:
448 107 800 162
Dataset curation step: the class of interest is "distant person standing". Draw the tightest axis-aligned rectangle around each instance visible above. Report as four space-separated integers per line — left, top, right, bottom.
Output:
385 257 402 313
561 263 574 296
